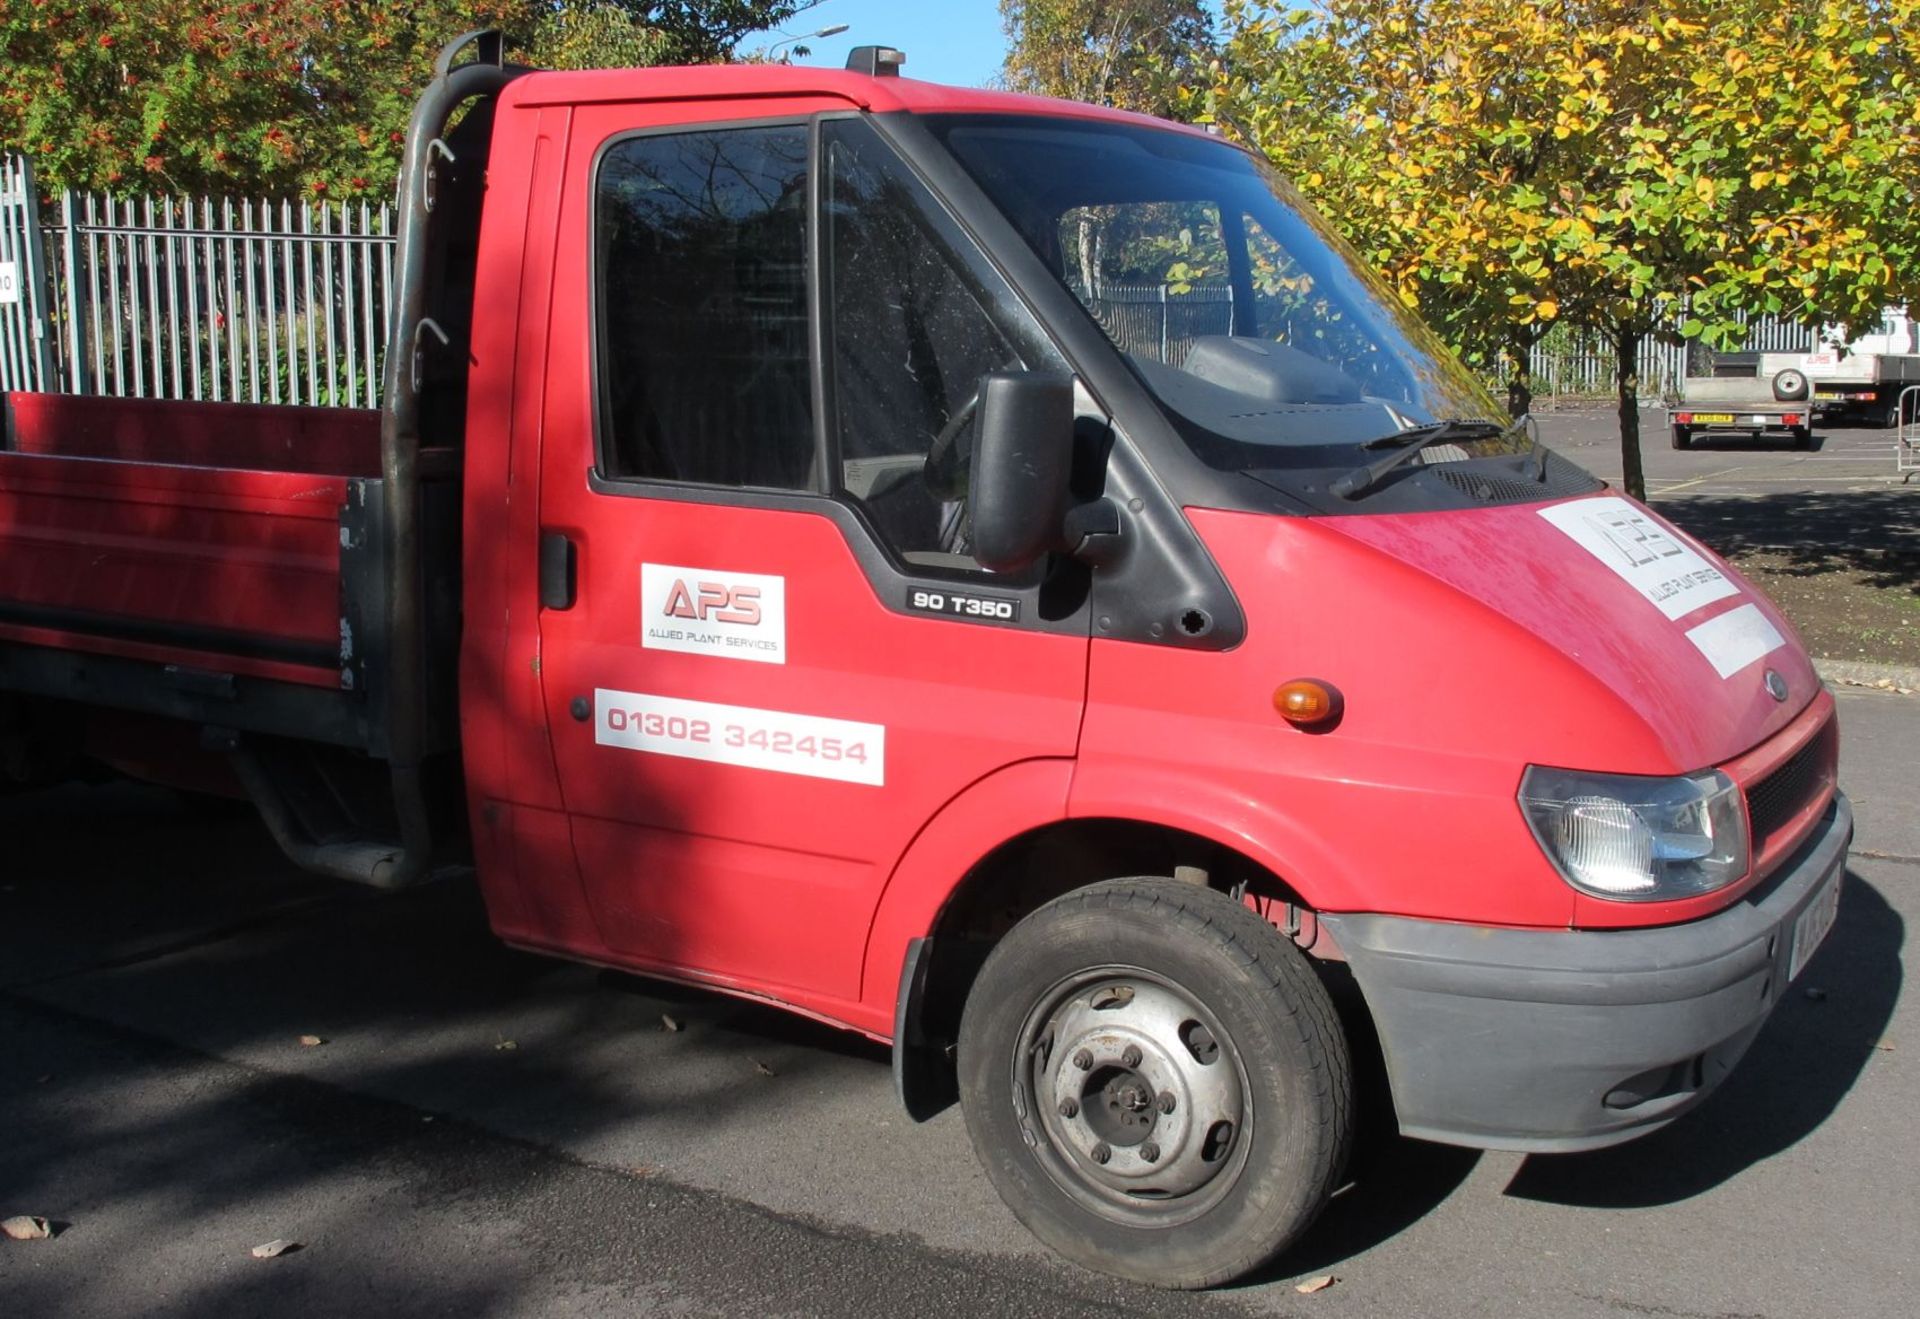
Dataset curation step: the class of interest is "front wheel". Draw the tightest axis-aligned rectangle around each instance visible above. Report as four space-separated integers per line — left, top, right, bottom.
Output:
958 879 1351 1289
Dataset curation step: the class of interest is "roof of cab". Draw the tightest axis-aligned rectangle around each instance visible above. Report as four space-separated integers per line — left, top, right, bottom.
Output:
502 63 1211 139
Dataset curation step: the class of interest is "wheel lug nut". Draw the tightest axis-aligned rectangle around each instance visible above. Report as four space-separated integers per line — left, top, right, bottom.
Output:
1158 1091 1176 1114
1121 1044 1143 1068
1140 1141 1160 1163
1072 1049 1094 1071
1091 1142 1112 1165
1058 1097 1079 1119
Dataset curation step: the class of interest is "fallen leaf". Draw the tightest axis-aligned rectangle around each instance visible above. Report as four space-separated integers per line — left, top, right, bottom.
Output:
1804 987 1828 1002
752 1058 776 1077
298 1035 326 1048
1876 1041 1895 1052
494 1039 518 1052
2 1216 52 1241
1295 1275 1337 1294
34 1075 51 1085
250 1238 299 1259
660 1014 683 1033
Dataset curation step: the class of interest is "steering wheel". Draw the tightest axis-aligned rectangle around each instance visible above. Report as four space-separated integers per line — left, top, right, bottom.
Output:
921 385 984 501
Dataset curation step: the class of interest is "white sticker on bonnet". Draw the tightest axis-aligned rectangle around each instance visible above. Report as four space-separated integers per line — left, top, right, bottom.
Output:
1684 603 1786 678
1538 496 1739 620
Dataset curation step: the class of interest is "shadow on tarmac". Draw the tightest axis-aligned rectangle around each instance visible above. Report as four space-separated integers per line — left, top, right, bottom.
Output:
1663 489 1920 594
1505 871 1903 1208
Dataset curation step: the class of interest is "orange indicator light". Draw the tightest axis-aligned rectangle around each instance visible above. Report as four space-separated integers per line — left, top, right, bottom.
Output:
1273 679 1341 728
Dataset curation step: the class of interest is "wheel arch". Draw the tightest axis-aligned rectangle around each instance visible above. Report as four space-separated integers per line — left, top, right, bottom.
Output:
872 764 1336 1121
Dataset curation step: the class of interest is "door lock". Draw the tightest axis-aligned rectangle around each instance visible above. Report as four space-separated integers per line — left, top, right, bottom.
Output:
569 696 591 722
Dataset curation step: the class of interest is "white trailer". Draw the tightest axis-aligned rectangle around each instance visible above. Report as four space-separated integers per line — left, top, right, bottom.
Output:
1669 374 1814 449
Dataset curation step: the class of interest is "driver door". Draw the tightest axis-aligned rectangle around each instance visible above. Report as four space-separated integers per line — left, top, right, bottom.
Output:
534 110 1089 1011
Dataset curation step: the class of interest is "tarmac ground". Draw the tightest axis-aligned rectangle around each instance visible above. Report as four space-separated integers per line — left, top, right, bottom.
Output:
1 687 1913 1317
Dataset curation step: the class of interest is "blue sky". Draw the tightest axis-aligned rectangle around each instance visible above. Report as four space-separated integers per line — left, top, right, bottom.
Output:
745 1 1230 89
745 1 1014 88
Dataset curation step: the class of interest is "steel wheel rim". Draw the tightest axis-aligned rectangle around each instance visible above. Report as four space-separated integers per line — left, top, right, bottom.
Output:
1012 965 1253 1227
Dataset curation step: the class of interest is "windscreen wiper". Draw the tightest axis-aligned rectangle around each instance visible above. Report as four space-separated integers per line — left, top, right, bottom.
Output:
1330 417 1518 500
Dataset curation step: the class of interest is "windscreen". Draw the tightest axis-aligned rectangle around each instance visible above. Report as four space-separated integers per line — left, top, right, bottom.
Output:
929 116 1520 474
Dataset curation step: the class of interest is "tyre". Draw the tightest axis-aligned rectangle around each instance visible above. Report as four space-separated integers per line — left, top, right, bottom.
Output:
1792 427 1814 450
1671 426 1692 449
1771 368 1809 401
958 878 1351 1289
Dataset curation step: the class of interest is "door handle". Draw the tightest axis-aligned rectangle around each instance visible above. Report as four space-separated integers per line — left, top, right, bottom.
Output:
539 531 577 610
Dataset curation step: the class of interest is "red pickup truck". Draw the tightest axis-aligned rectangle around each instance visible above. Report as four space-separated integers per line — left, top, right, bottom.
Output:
0 34 1849 1288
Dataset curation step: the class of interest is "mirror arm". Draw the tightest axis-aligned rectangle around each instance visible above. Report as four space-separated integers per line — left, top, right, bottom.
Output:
1063 498 1126 567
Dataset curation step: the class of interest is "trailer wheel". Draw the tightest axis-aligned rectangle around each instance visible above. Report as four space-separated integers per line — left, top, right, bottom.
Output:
1792 427 1815 450
1671 427 1693 450
958 878 1351 1289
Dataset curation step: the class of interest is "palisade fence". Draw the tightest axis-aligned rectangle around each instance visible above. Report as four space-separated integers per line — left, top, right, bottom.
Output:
0 154 57 392
3 151 1819 412
0 154 395 408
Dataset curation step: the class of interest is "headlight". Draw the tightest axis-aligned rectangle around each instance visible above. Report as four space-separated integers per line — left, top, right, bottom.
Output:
1519 766 1748 901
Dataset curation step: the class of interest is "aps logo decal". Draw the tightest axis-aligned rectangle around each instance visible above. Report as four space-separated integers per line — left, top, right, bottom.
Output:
640 563 786 664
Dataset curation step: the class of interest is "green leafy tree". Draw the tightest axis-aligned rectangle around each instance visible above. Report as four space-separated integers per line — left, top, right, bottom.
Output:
606 2 821 64
0 1 822 197
1183 0 1920 499
1000 0 1214 115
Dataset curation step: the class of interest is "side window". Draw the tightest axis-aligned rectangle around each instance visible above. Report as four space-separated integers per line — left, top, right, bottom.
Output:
597 125 813 488
824 119 1063 566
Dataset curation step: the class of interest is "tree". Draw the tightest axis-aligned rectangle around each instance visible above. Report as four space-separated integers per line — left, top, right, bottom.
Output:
1000 0 1214 115
0 2 822 197
1182 0 1920 498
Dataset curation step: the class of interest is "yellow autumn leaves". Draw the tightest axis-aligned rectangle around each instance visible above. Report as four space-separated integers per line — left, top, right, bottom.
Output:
1178 0 1919 376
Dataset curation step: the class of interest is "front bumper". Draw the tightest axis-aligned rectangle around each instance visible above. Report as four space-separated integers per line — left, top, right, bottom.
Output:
1320 792 1852 1153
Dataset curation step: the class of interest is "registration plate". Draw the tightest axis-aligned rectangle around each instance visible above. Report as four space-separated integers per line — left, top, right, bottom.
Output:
1788 866 1843 982
1690 412 1735 423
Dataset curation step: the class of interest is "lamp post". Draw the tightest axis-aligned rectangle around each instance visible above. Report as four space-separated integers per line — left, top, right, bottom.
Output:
765 23 851 63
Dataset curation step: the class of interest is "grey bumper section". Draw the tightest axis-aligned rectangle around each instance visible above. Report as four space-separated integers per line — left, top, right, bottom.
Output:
1321 793 1854 1154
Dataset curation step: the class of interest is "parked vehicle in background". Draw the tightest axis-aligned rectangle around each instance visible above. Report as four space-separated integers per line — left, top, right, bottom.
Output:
1669 369 1814 449
1680 311 1917 430
1799 320 1920 428
0 32 1850 1289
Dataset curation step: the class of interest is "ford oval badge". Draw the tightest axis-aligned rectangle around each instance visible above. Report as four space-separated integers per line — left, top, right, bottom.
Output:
1764 669 1789 702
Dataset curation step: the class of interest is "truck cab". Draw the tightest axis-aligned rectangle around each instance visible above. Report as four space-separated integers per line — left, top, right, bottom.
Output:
0 35 1850 1289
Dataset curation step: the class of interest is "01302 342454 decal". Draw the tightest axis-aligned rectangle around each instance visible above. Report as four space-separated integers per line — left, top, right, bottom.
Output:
593 688 885 786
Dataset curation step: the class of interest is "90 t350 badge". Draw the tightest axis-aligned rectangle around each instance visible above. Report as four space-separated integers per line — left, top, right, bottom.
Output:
905 587 1020 622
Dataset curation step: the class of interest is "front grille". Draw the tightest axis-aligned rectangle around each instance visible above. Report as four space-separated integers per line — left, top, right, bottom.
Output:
1746 719 1838 853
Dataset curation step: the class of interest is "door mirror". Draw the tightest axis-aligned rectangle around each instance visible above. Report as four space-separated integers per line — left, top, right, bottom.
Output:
969 371 1076 574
